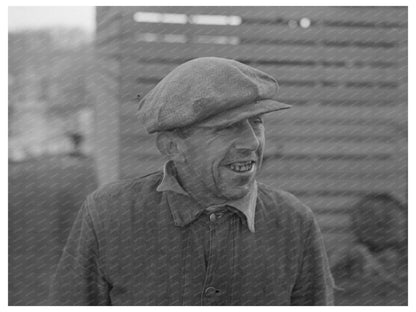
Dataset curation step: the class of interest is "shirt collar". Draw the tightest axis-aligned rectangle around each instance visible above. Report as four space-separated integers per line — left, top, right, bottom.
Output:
156 160 189 196
157 161 257 233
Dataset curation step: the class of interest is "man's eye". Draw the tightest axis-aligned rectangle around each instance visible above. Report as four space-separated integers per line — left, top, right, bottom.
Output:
219 123 238 131
251 117 263 124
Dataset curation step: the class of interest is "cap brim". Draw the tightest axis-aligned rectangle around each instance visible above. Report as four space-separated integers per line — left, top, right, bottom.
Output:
198 99 291 128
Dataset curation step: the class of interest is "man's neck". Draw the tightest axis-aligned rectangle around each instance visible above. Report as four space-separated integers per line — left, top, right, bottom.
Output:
174 165 227 208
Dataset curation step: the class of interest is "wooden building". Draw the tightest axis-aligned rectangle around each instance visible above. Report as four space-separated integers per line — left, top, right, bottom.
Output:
92 7 407 254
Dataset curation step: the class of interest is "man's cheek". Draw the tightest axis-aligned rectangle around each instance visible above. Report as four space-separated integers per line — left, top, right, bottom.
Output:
256 140 265 170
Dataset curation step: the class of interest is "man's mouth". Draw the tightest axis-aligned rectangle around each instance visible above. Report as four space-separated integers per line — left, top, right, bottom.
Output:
226 161 255 173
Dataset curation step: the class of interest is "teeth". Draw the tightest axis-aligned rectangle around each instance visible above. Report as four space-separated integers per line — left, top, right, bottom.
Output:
228 161 254 172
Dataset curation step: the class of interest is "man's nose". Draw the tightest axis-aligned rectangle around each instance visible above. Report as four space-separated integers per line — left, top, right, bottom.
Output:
234 120 260 151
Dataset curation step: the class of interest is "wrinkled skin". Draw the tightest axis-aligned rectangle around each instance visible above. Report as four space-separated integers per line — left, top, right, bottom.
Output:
172 116 265 205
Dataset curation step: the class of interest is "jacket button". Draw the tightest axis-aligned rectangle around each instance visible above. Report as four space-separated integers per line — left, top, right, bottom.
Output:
209 213 216 222
204 286 220 297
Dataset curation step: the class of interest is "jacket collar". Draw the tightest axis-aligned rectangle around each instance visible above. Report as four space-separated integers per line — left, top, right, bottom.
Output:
157 161 257 232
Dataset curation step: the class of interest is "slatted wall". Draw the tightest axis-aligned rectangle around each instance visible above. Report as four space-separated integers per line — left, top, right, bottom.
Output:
94 6 407 253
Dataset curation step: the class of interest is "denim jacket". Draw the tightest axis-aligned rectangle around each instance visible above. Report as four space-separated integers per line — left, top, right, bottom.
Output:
49 170 334 305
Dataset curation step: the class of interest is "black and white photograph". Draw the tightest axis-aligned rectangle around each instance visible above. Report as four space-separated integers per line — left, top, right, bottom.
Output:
8 5 408 306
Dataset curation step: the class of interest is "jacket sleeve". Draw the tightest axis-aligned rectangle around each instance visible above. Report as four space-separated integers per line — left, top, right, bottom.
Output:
290 214 335 305
48 197 111 305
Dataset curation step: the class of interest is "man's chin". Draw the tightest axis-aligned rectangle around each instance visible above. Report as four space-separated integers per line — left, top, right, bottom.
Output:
218 183 254 201
215 166 256 200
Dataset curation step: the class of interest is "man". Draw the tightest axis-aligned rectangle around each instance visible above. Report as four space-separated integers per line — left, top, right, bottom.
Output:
49 57 334 305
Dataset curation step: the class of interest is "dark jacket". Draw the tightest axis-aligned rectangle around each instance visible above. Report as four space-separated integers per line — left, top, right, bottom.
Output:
49 171 334 305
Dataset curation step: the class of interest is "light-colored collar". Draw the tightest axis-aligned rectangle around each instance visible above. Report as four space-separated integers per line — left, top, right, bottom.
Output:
157 161 257 232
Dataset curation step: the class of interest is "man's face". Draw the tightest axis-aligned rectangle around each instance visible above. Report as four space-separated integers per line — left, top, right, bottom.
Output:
176 115 265 201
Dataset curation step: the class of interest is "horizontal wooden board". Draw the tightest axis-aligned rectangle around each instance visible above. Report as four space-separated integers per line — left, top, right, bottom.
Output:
273 140 395 157
259 158 404 177
258 175 404 194
259 171 406 193
122 62 401 84
265 134 394 144
397 45 408 63
121 80 404 104
121 41 401 63
122 21 406 44
120 6 407 25
264 123 397 140
264 105 407 124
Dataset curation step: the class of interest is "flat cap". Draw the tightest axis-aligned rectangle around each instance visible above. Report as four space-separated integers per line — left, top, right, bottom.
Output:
137 57 291 134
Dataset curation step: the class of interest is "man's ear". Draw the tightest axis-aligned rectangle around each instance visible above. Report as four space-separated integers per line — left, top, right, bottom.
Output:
156 132 185 163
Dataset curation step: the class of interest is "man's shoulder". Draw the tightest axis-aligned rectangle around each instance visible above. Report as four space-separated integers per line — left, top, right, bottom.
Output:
89 171 163 205
257 181 314 221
